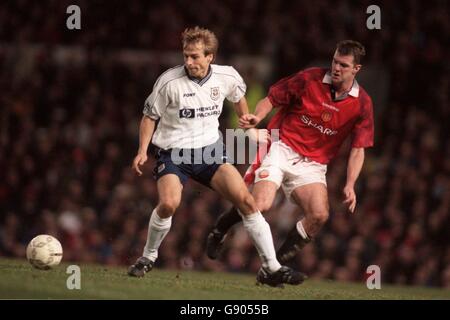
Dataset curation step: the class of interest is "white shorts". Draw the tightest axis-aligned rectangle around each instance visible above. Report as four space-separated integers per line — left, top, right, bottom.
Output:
254 140 327 201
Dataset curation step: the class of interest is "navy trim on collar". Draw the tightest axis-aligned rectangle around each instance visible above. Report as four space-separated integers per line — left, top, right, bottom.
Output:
185 66 212 86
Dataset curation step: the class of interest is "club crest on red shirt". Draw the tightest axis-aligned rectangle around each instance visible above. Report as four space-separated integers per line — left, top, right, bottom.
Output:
321 111 332 122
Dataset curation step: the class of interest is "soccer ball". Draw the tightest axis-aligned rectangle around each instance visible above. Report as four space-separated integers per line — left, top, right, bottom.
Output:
26 235 63 270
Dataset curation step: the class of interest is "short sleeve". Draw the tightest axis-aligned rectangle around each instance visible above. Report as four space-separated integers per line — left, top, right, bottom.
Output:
143 77 170 120
352 95 374 148
225 67 247 103
267 71 307 108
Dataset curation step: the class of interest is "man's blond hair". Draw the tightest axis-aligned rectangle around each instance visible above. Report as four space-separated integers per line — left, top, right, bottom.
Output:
181 27 218 59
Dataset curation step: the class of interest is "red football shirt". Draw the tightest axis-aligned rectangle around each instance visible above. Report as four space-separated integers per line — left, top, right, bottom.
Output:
267 67 374 164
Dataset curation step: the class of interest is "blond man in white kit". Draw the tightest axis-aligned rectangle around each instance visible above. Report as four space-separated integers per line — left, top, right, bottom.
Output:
128 27 306 287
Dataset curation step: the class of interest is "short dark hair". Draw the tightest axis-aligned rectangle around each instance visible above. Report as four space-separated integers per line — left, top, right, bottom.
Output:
336 40 366 65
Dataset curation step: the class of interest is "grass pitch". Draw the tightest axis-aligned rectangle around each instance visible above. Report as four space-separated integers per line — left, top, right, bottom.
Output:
0 258 448 299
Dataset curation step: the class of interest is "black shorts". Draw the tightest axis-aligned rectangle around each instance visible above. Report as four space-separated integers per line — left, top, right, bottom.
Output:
153 140 229 188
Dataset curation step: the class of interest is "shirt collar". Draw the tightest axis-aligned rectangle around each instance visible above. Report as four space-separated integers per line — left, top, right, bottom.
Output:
322 71 359 98
185 65 212 86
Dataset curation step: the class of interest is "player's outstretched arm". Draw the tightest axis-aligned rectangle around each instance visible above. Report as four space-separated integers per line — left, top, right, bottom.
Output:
132 115 156 176
343 147 365 213
233 96 250 119
239 97 273 129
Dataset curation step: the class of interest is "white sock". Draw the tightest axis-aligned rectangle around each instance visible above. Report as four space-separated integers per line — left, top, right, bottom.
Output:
143 208 172 262
296 220 310 240
239 210 281 273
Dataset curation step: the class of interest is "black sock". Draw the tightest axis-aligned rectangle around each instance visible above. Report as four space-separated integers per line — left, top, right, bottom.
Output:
276 225 311 263
214 206 242 234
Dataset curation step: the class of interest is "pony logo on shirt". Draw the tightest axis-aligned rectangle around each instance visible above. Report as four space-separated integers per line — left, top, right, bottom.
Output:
210 87 220 101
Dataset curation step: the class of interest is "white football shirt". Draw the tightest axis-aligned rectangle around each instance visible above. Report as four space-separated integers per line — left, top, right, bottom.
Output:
143 64 246 149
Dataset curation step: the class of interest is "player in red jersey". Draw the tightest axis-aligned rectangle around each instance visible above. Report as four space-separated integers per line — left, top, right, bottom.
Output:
206 40 374 268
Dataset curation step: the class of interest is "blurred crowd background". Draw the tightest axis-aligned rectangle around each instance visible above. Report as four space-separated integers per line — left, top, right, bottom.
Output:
0 0 449 288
